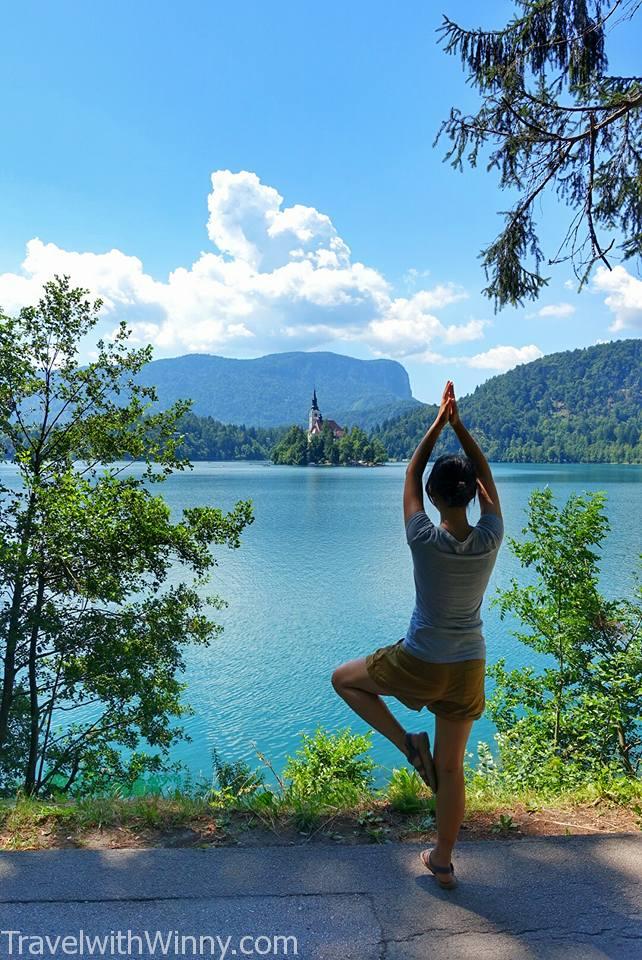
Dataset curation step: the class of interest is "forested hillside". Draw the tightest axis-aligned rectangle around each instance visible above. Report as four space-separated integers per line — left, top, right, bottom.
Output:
136 351 420 428
375 340 642 463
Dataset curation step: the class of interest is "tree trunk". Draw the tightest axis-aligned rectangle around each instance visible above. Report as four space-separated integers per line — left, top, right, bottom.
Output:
553 660 564 751
553 588 563 752
0 495 36 750
616 723 635 776
24 572 46 795
36 656 62 791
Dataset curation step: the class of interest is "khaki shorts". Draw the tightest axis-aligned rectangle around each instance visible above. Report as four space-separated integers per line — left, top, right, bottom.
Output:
365 639 485 720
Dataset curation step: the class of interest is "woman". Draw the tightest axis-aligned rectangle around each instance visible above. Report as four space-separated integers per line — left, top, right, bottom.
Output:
332 380 503 889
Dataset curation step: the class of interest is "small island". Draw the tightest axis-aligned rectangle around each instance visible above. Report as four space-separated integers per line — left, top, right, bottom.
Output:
271 389 388 466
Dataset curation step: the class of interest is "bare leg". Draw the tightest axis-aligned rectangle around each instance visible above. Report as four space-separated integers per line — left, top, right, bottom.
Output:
331 658 408 755
429 715 473 868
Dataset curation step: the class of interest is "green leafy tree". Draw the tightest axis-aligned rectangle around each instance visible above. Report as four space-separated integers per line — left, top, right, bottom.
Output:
320 424 339 464
307 430 325 464
337 431 355 465
349 426 369 462
489 488 642 788
369 435 388 465
0 276 253 796
271 425 309 465
438 1 642 307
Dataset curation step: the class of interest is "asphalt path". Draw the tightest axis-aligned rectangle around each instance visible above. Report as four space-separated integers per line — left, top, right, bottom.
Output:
0 836 640 959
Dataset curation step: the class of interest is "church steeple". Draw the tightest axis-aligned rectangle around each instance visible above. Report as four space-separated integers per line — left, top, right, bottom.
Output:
306 386 345 441
308 387 323 434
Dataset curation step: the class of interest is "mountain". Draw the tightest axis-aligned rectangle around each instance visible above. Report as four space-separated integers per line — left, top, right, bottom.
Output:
135 351 420 428
375 339 642 463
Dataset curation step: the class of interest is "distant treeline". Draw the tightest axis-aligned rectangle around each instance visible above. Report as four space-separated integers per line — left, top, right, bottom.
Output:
173 415 388 465
175 412 284 461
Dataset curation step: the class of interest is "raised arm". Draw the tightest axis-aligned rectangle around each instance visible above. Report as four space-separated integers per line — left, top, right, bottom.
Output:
447 384 501 517
403 381 452 523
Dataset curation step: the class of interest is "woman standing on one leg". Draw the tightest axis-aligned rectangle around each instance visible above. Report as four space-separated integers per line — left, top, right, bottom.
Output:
332 380 503 889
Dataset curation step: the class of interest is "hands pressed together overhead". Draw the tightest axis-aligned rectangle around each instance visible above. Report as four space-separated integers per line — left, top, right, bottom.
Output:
405 377 499 519
437 380 460 428
432 380 499 510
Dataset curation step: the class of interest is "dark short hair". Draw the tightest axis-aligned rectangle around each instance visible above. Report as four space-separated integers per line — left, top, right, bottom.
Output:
426 454 477 508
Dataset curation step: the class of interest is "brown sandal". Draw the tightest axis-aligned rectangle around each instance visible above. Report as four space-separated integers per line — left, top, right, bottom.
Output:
421 850 458 889
405 732 438 793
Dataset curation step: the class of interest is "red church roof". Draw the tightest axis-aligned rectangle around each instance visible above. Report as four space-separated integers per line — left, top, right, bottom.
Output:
324 419 345 437
309 418 345 438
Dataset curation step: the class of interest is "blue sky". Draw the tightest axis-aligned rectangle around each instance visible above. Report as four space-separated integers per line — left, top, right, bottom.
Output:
1 0 640 402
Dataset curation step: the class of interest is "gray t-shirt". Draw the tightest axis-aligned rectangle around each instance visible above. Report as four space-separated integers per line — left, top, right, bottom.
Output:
402 510 504 664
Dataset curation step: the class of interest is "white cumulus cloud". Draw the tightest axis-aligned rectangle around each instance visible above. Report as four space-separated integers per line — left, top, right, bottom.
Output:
594 265 642 331
0 170 481 361
405 343 544 371
537 302 576 318
465 344 544 371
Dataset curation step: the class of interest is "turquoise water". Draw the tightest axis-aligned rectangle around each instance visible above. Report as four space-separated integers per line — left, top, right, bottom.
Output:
2 461 641 783
157 461 641 781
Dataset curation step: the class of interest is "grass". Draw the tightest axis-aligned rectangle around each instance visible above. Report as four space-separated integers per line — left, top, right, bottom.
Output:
0 793 217 850
1 775 640 851
466 773 642 812
384 767 435 815
2 730 640 850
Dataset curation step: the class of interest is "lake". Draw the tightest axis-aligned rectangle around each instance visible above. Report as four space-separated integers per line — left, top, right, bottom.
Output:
2 461 641 785
157 461 641 783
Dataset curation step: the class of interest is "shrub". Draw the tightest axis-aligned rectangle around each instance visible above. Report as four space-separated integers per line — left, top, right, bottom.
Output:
283 727 376 807
211 749 264 803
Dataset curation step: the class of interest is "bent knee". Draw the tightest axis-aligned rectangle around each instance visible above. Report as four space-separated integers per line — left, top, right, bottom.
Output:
331 661 358 693
434 756 465 777
331 658 373 694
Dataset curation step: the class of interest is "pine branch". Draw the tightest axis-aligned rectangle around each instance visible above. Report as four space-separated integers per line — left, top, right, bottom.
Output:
437 0 642 306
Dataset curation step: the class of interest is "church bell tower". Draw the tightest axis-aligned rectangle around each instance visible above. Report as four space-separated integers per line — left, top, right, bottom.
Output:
308 388 323 433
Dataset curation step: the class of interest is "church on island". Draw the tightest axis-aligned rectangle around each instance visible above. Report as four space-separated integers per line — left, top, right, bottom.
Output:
308 389 345 439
